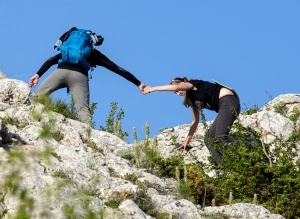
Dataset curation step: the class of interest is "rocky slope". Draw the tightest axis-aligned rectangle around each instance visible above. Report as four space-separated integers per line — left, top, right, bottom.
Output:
0 71 297 218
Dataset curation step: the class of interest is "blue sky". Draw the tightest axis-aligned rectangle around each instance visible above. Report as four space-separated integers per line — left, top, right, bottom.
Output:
0 1 299 143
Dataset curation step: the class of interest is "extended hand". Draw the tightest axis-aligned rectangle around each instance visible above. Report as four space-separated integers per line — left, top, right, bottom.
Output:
176 143 187 151
138 82 147 93
143 86 153 94
29 74 39 88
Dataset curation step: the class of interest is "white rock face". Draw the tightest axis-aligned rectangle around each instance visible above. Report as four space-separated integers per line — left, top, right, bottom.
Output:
0 79 31 104
0 75 295 218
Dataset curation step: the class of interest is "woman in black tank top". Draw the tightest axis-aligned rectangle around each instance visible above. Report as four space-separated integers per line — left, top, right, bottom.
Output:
143 77 240 164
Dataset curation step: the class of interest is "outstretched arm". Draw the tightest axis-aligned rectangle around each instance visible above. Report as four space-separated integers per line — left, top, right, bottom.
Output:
90 49 144 90
177 106 200 151
143 82 194 94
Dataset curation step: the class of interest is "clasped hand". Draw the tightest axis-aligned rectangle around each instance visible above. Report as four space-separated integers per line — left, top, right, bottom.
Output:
143 86 153 94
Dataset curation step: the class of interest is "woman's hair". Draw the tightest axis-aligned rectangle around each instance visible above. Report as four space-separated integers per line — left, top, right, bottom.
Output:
170 77 194 108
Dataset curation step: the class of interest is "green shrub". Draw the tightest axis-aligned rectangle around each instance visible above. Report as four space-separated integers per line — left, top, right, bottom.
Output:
133 183 157 217
39 120 64 142
177 180 194 202
50 151 62 162
289 107 300 121
273 101 288 116
86 159 97 170
116 150 135 162
34 93 97 127
104 199 120 209
143 115 300 218
156 155 185 178
1 116 28 128
83 189 99 197
99 102 128 140
124 173 138 183
52 169 70 179
168 120 300 217
241 103 259 115
142 142 162 173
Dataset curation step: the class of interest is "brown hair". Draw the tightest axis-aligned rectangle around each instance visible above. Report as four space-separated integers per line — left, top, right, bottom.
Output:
170 77 196 108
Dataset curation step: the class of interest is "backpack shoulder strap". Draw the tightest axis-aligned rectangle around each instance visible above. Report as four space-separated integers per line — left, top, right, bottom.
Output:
212 79 240 102
54 27 78 49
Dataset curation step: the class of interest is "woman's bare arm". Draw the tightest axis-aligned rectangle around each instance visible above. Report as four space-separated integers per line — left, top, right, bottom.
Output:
144 82 194 93
177 106 200 150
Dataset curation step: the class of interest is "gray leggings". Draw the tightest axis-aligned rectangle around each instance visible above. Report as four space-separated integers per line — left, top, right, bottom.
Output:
37 69 90 123
204 95 240 163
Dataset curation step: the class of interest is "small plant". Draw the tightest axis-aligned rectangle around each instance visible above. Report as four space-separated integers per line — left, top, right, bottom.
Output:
86 159 97 170
34 93 77 120
31 109 42 121
51 129 64 142
34 93 97 126
124 173 138 183
273 101 288 116
133 127 137 143
133 143 143 168
52 169 70 179
83 189 99 197
155 212 176 219
1 116 18 126
171 135 178 145
50 151 62 162
89 141 103 153
108 167 120 177
39 122 53 139
265 91 273 101
89 101 97 128
241 103 259 115
116 150 135 162
156 155 185 178
134 187 156 216
177 180 194 202
143 143 162 173
145 121 150 140
153 136 158 148
104 199 120 209
199 108 209 129
99 102 128 140
39 120 64 142
14 189 35 219
86 120 93 139
289 107 300 121
1 116 28 128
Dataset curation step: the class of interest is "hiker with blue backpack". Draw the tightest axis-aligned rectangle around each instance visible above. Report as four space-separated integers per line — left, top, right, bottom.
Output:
143 77 240 164
29 27 146 123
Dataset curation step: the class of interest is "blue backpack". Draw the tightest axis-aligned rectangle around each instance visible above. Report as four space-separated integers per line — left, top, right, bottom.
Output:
57 29 96 71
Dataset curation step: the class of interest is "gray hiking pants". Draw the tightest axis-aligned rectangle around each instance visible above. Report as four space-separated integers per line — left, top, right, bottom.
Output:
204 95 240 164
37 69 90 123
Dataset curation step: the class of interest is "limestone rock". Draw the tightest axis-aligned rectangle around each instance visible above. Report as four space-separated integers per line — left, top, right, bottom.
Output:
0 72 293 218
